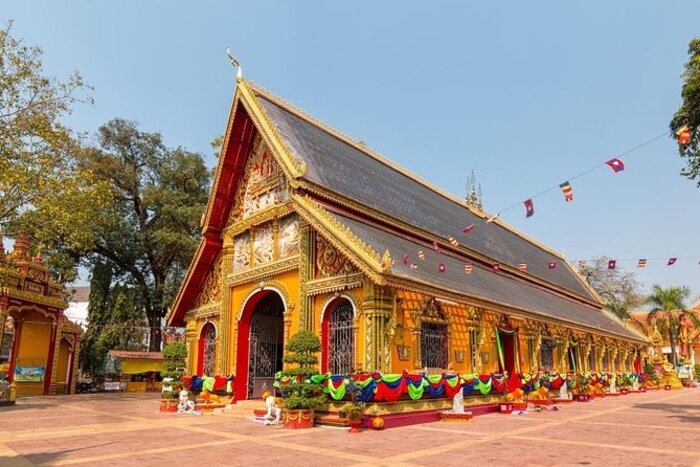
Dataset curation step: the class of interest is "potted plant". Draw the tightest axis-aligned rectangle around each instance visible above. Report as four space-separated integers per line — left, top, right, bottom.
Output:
159 342 187 412
343 382 366 432
572 374 590 402
279 331 327 429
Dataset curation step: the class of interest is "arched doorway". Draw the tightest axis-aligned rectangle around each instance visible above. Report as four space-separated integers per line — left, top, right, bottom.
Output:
321 298 355 374
197 322 217 376
235 291 284 399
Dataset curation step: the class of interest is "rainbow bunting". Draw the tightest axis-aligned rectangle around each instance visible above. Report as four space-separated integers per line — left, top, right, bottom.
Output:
608 260 616 270
605 158 625 173
547 261 557 269
667 258 677 266
559 181 573 202
577 260 586 268
518 262 527 272
463 224 475 234
677 126 691 145
438 263 446 273
464 264 473 274
418 250 425 260
637 259 647 268
448 236 459 247
492 263 501 272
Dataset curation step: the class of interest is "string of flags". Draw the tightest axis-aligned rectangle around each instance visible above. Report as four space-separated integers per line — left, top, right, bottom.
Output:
395 126 695 276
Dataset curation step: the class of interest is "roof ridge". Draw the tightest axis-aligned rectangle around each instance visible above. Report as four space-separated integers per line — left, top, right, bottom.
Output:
245 79 569 262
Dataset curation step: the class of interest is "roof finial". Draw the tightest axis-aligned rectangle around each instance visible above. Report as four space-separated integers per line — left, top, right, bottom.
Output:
226 45 242 81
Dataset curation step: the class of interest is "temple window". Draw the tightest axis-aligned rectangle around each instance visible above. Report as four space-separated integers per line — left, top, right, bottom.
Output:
526 336 536 371
603 349 611 372
540 339 555 371
325 299 355 374
567 344 578 373
588 347 596 371
421 322 448 370
0 317 14 364
198 323 217 376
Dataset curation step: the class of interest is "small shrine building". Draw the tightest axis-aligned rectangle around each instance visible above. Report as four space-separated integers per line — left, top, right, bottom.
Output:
0 232 82 396
168 78 647 400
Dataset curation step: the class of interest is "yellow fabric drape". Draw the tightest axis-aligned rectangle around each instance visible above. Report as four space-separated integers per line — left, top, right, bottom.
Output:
121 359 163 374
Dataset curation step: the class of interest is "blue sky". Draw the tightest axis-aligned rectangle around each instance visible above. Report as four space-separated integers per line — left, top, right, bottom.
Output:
5 1 700 300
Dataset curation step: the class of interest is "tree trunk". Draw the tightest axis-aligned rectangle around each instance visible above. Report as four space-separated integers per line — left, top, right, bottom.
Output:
148 310 162 351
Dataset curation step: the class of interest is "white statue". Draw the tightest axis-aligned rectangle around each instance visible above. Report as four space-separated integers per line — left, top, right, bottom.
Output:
263 394 282 425
609 377 617 394
161 377 173 394
451 389 465 414
632 378 639 391
177 389 195 415
559 381 570 400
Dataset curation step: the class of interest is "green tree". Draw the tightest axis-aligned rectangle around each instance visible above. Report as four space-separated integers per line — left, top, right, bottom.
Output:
73 119 210 350
0 22 110 282
279 331 327 410
644 285 694 366
670 38 700 184
79 261 113 375
578 256 643 319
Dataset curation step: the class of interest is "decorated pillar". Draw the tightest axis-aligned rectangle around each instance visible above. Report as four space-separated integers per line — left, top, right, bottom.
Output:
184 318 198 374
69 335 81 395
465 306 483 374
218 241 234 374
298 221 313 331
361 281 393 373
45 320 61 395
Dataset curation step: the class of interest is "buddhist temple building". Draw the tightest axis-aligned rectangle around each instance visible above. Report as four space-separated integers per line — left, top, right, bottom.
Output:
629 302 700 375
0 232 82 396
168 78 647 400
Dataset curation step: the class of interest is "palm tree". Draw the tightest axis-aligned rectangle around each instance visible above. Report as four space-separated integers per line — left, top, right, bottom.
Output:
645 285 693 366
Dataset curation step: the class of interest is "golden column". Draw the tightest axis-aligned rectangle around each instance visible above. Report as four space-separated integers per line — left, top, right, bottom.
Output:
218 241 234 374
361 281 393 373
184 319 198 374
298 222 314 331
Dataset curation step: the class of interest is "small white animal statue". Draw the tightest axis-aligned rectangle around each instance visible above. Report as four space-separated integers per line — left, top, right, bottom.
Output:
452 388 465 413
609 377 617 394
161 377 173 394
632 378 639 391
177 389 195 415
559 381 569 400
263 394 282 425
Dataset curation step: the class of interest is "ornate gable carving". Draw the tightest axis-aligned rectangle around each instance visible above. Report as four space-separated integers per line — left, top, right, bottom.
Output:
227 134 289 226
315 235 358 278
195 255 223 308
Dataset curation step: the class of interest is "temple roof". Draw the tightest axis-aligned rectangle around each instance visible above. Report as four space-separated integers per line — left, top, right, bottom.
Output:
253 87 596 302
324 209 641 341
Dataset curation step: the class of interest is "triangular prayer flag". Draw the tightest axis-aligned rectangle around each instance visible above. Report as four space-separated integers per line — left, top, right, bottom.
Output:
637 259 647 268
577 260 586 268
448 236 459 247
486 214 499 223
605 158 625 173
432 241 441 254
410 263 418 270
463 224 475 234
438 263 446 273
559 181 574 202
402 254 408 265
464 264 473 274
677 126 691 145
418 250 425 260
524 198 535 218
518 262 527 272
608 260 616 270
667 257 677 266
547 261 557 269
492 263 501 272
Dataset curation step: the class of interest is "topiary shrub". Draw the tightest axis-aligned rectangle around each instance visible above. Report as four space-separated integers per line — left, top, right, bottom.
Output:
162 341 187 382
279 331 326 410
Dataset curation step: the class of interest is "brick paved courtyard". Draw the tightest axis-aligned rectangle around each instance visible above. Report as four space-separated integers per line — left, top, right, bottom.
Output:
1 389 699 466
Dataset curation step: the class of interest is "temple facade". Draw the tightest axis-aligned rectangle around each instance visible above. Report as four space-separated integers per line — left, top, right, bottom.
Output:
168 78 647 400
0 232 82 396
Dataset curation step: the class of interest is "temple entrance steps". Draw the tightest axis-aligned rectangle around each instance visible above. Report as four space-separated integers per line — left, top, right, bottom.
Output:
216 399 267 418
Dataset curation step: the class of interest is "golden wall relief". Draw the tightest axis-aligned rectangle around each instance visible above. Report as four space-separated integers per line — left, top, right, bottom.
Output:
233 233 251 272
315 235 357 278
228 134 288 225
253 222 274 264
194 255 223 308
278 215 300 259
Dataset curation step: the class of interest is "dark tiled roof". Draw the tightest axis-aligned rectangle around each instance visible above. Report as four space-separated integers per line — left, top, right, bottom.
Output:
109 351 163 360
328 211 642 341
256 94 596 302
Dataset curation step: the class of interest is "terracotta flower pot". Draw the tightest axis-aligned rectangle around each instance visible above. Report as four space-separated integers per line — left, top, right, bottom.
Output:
284 409 315 429
348 420 363 433
159 399 179 412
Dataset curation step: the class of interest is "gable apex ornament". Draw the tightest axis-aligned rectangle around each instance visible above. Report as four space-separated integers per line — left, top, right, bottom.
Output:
226 45 242 81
